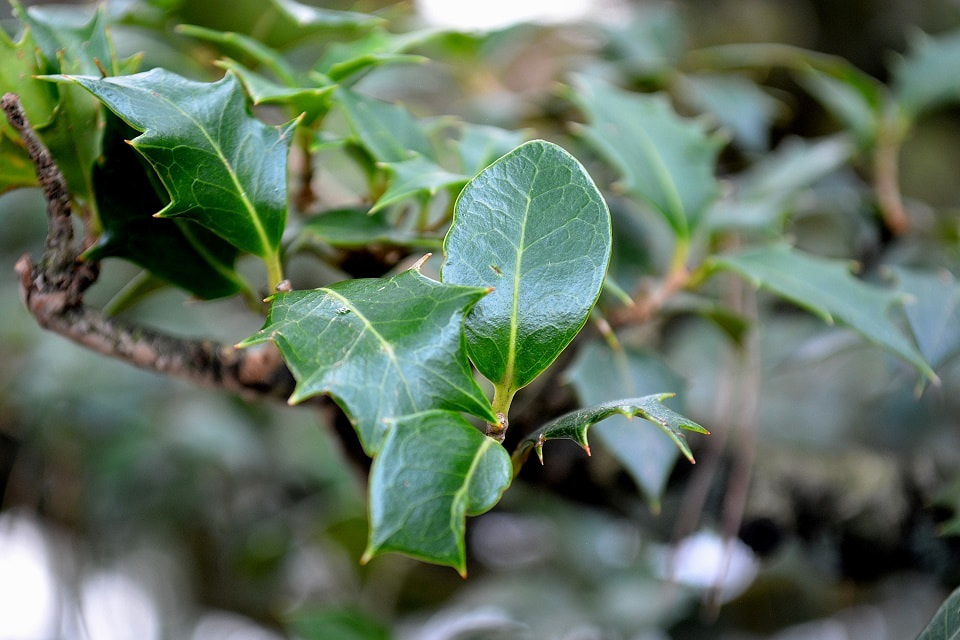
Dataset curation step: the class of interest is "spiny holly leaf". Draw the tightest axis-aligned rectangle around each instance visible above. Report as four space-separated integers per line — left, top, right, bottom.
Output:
513 395 708 474
571 74 722 239
371 155 469 213
892 29 960 119
442 140 611 394
86 113 247 300
238 268 498 454
679 73 780 152
53 69 296 266
298 208 442 250
891 267 960 371
364 410 511 576
798 67 885 147
336 87 433 163
216 58 335 125
567 341 689 510
916 583 960 640
314 28 436 84
708 243 936 381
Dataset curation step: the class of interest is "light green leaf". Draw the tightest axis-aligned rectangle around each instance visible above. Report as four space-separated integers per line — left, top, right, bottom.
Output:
175 24 299 85
893 29 960 119
916 583 960 640
799 67 884 147
567 341 689 509
54 69 295 265
679 73 780 152
891 267 960 371
298 208 442 250
571 74 722 239
216 58 335 125
708 244 936 381
513 395 708 473
455 123 528 176
336 86 433 163
442 140 611 395
371 155 469 213
315 28 437 84
364 410 511 575
238 268 497 453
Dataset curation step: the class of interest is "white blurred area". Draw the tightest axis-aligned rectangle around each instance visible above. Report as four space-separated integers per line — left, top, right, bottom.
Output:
0 510 280 640
415 0 622 31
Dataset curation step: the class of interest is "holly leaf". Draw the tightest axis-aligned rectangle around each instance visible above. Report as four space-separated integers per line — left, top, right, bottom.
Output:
371 155 469 213
891 267 960 371
216 58 335 125
916 583 960 640
708 244 936 381
513 395 708 473
571 74 722 239
892 29 960 119
53 69 296 267
567 341 690 510
238 268 497 454
299 208 442 249
336 86 433 163
364 410 511 576
442 140 611 393
455 123 528 176
679 73 780 152
86 113 247 300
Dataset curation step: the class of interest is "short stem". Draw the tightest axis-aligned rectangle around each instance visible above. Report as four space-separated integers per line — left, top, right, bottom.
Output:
873 111 910 234
265 251 285 293
488 384 516 442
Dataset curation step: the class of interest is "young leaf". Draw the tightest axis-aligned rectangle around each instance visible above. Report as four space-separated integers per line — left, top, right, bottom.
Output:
442 140 611 397
708 244 936 381
364 410 511 576
238 268 497 454
571 74 722 239
87 114 247 300
370 155 469 213
336 87 433 163
513 395 708 474
567 341 689 509
53 69 296 284
916 583 960 640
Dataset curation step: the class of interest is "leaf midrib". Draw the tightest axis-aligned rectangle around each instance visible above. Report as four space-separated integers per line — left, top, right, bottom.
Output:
503 175 534 389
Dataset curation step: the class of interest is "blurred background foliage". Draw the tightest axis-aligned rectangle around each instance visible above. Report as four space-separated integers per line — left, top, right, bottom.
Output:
3 0 960 638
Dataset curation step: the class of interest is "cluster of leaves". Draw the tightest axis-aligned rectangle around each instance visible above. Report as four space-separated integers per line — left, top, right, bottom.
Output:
3 2 960 613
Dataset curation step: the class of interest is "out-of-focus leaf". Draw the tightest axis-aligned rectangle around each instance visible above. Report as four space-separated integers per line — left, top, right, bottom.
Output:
315 28 438 83
442 140 611 394
571 74 722 239
710 135 855 231
55 69 295 264
174 23 298 84
371 155 468 213
513 395 708 473
891 267 960 371
567 341 690 509
602 4 686 77
238 268 497 453
679 73 780 152
299 208 442 249
337 87 433 163
799 67 884 147
455 123 528 176
0 22 56 173
708 244 936 381
892 29 960 119
364 410 511 575
86 114 247 300
915 582 960 640
287 608 390 640
0 135 37 194
216 58 335 124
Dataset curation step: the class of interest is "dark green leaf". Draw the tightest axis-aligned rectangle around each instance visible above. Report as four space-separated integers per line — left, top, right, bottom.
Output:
571 74 722 239
336 86 433 162
567 341 690 509
55 69 295 262
299 208 442 249
442 140 611 393
916 583 960 640
514 395 708 473
287 608 390 640
708 244 936 381
238 268 497 453
87 114 247 300
371 154 468 213
893 29 960 119
364 410 511 575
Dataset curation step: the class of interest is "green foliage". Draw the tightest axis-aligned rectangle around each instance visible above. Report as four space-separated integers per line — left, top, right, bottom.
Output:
917 583 960 640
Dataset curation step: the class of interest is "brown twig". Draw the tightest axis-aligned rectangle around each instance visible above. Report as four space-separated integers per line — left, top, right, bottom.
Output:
2 92 299 404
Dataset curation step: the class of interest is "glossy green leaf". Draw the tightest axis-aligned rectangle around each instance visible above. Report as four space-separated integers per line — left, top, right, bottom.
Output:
567 341 690 509
893 29 960 119
299 208 442 249
571 74 722 239
442 140 611 394
216 58 335 125
513 395 708 473
87 114 247 300
364 410 511 575
708 244 936 381
336 87 433 163
54 69 296 263
916 583 960 640
371 155 469 213
238 268 497 453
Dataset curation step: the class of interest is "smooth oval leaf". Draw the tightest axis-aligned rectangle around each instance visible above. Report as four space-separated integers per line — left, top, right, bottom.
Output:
364 410 511 576
53 69 295 262
238 268 497 453
513 395 709 474
442 140 611 394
